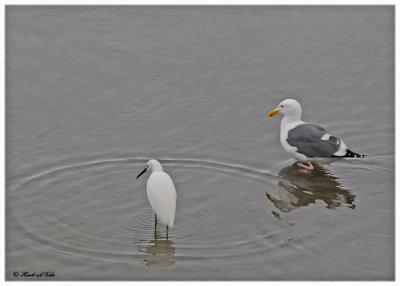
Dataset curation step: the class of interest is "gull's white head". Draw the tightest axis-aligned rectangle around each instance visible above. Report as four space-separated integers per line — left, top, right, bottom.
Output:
268 99 302 120
136 159 164 179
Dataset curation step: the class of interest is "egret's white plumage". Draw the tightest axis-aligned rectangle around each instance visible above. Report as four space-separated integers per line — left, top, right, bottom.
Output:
136 159 177 232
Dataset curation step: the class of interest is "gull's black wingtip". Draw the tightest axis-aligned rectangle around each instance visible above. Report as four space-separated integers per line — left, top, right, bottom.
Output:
331 149 366 158
344 149 366 158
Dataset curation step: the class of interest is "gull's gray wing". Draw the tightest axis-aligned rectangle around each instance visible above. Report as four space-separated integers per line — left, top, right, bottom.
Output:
287 124 342 158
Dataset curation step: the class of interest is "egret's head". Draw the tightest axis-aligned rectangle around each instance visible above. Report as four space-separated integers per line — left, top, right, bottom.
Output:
146 159 163 171
268 99 302 118
136 159 163 179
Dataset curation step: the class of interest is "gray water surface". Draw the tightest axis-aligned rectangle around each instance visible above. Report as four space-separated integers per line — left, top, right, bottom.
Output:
6 6 394 280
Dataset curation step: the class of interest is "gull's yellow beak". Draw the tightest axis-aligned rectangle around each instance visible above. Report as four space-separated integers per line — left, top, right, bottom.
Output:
268 109 279 117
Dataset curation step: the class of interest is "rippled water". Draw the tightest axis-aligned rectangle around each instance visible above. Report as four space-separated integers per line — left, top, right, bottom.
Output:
6 6 394 280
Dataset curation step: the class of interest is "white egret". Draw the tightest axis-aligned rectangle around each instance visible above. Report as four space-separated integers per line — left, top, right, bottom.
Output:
136 159 177 237
268 99 365 172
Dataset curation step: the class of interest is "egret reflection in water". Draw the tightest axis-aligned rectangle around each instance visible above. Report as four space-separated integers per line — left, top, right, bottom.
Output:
138 229 175 267
266 163 356 212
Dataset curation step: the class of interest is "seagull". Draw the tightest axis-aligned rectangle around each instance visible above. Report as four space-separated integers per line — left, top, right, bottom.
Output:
136 159 177 237
268 99 365 171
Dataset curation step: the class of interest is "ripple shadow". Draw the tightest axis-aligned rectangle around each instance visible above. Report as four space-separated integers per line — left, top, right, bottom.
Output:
7 156 278 263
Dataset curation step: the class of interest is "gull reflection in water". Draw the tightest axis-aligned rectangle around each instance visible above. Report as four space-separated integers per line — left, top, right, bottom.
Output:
138 229 175 267
266 163 355 213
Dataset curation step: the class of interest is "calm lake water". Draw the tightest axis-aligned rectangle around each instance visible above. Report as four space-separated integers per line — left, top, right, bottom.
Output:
6 6 394 280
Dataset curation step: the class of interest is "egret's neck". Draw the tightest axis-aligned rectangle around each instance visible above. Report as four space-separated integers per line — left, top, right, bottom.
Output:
151 163 164 172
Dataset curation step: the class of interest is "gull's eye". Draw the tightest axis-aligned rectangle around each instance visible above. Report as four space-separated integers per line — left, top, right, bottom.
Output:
280 105 284 108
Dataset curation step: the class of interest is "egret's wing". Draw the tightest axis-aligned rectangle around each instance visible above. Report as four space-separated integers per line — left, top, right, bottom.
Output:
146 172 177 227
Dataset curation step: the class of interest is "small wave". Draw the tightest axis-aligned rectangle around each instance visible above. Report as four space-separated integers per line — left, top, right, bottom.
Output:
8 156 281 263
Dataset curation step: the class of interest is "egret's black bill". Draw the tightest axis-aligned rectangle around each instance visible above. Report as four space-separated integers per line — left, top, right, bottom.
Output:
136 168 147 179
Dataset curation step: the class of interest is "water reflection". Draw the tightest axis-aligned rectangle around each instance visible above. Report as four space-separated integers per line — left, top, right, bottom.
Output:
138 229 175 267
266 163 355 212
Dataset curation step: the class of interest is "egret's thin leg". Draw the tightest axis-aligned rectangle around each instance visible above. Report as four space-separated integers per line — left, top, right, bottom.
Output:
166 225 169 239
154 214 157 228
